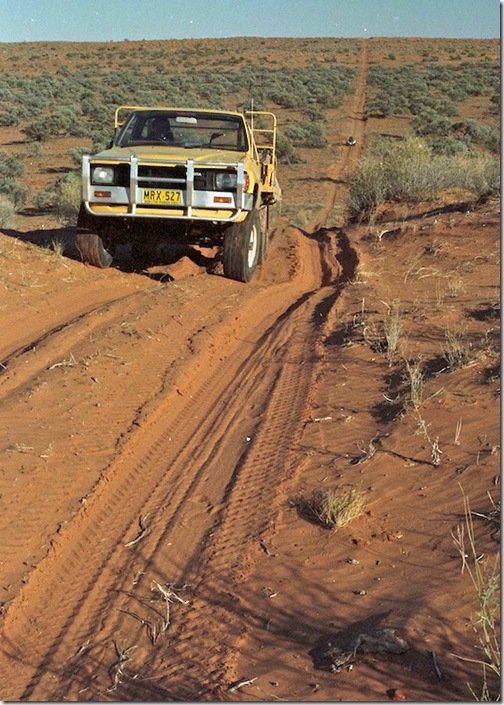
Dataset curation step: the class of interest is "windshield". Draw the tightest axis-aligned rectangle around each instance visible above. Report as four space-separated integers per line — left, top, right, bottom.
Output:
116 110 248 151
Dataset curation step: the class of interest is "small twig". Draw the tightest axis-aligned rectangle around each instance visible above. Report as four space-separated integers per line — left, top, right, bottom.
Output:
65 638 91 663
151 582 190 635
431 650 443 679
6 443 50 461
48 353 78 370
227 677 257 693
354 437 377 464
7 443 35 455
471 511 492 520
454 418 463 445
108 642 137 691
431 437 443 466
125 513 150 547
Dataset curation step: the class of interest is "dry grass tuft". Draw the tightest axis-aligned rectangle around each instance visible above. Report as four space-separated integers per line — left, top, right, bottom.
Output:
442 326 473 370
452 490 500 700
405 358 424 410
383 299 404 365
296 485 367 530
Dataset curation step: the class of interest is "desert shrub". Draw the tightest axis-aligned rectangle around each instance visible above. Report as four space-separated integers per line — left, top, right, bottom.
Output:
52 171 81 225
436 152 500 199
89 130 115 154
489 92 500 114
349 137 435 218
348 136 500 221
442 328 473 370
482 129 500 154
0 197 16 228
413 113 452 136
452 493 500 699
0 112 20 127
23 107 82 141
68 147 90 167
285 120 327 148
429 122 499 155
276 133 303 164
368 61 499 130
261 65 355 109
451 118 490 142
22 119 52 142
430 137 470 156
0 179 26 208
0 151 25 180
301 104 327 121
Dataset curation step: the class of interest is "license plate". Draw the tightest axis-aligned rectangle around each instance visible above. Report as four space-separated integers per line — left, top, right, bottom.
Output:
142 189 182 204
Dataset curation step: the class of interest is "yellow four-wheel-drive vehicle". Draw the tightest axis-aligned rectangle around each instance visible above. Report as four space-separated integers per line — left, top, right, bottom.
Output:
77 106 281 282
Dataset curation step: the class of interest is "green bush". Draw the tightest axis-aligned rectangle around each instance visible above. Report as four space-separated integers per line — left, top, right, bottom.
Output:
285 120 327 147
0 150 25 179
0 152 26 208
348 136 500 221
367 61 499 131
0 197 16 228
430 137 470 156
52 172 81 225
68 146 90 167
276 133 303 164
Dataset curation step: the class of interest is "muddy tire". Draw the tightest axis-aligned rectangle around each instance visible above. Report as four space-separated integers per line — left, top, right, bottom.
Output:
76 206 114 268
222 210 260 282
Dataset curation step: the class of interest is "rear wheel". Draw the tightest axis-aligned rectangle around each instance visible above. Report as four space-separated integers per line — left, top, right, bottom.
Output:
76 206 114 268
222 210 260 282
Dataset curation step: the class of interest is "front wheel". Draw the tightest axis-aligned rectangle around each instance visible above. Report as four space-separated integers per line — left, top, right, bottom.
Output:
222 210 260 283
76 206 114 268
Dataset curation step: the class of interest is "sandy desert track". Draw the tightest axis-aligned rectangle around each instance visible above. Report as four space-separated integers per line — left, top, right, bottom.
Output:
0 219 361 700
0 36 371 703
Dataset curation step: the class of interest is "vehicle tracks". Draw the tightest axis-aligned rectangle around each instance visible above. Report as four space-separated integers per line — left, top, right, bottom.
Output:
0 225 359 701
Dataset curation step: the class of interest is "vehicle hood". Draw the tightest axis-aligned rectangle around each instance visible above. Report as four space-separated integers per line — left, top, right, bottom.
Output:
93 145 249 165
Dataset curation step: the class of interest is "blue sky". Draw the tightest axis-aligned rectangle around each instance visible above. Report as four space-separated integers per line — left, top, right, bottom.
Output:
0 0 500 42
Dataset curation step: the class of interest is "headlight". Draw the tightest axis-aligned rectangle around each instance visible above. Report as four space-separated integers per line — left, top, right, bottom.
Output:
215 172 237 190
91 166 116 185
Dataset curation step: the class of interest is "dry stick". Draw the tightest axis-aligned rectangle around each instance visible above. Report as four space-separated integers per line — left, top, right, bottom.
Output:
48 353 78 369
125 513 150 547
227 677 258 693
431 651 444 679
108 642 137 691
454 418 463 445
151 582 190 634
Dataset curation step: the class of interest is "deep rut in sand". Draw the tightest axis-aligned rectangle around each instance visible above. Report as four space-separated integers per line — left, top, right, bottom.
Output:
0 227 360 701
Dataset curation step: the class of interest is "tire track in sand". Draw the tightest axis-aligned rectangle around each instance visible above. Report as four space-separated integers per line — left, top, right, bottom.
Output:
145 229 361 702
0 42 367 696
0 227 355 701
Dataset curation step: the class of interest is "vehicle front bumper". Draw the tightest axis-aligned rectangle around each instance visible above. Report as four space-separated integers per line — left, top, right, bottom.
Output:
82 155 254 222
